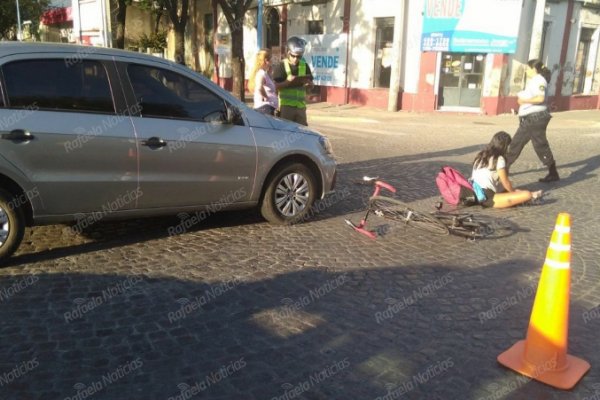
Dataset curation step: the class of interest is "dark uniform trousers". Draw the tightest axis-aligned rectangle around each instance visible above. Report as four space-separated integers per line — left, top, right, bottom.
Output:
506 111 555 167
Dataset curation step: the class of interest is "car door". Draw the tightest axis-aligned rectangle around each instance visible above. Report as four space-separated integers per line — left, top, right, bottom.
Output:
0 56 138 215
121 62 256 209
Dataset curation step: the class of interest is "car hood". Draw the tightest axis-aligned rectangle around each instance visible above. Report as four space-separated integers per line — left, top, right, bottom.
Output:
244 109 321 137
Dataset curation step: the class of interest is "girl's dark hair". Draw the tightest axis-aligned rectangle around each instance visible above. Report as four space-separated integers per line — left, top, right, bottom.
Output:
528 59 552 83
473 131 512 170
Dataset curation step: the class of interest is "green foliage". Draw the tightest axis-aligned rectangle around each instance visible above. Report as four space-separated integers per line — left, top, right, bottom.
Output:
136 0 166 12
137 31 167 50
0 0 50 39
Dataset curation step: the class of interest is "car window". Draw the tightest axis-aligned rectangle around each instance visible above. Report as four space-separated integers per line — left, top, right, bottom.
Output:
0 78 5 108
2 59 115 114
127 64 226 121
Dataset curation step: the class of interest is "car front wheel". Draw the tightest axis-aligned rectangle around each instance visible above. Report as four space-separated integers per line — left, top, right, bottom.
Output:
0 189 25 262
261 163 317 224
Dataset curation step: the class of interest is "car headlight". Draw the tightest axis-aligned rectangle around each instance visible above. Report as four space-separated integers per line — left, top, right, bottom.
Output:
319 136 334 155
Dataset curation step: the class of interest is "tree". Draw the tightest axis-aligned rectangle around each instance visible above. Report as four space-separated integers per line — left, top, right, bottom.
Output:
163 0 190 64
109 0 131 49
215 0 253 100
0 0 50 40
111 0 166 50
136 0 167 36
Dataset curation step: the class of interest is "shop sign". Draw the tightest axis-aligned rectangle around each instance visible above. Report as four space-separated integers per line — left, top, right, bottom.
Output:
421 0 523 53
301 34 347 87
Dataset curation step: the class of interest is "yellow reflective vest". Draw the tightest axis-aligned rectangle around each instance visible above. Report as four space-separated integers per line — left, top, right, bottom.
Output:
278 59 307 108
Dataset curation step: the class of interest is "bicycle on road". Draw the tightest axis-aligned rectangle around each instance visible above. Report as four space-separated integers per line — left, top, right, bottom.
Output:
345 177 511 240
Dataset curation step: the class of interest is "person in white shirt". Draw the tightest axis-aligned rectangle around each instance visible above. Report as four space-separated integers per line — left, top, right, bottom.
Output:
506 59 559 183
472 131 542 208
248 49 278 115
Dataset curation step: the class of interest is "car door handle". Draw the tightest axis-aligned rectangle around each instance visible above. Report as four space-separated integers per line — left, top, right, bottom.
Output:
141 137 167 149
2 129 35 142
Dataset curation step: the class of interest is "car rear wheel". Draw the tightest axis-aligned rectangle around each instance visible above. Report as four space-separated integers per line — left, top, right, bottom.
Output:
0 189 25 261
261 163 317 224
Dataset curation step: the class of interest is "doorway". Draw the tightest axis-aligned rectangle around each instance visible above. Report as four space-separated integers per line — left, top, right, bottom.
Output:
438 53 485 108
265 8 280 49
374 17 395 88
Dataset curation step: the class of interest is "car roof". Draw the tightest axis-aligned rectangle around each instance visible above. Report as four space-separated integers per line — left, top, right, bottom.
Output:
0 41 248 109
0 42 170 64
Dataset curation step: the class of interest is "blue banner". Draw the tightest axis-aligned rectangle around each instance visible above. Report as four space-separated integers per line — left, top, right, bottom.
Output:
421 0 523 53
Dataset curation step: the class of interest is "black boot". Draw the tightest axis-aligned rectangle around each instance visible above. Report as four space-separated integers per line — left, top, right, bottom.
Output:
539 162 559 183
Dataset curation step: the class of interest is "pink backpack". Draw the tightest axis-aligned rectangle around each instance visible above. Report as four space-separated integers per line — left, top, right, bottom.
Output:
436 166 476 206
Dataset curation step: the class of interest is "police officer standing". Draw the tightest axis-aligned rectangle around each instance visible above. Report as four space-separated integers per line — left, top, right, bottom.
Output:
273 36 313 126
506 60 559 183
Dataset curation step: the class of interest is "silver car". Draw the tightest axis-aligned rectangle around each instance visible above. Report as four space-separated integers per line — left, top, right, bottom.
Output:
0 43 336 260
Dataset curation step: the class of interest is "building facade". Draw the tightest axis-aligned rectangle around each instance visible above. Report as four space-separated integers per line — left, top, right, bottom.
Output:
211 0 600 114
70 0 112 46
37 0 73 43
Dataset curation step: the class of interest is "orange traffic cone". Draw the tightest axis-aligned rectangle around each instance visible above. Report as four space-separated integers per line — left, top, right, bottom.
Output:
497 213 590 389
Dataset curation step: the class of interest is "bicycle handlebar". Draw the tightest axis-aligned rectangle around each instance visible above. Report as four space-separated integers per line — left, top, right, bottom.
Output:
359 176 397 195
375 180 396 193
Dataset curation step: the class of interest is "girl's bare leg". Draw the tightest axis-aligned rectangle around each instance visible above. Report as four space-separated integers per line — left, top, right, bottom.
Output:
492 190 542 208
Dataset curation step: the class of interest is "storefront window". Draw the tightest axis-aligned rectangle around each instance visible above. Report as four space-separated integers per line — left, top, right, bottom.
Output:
573 28 594 94
265 8 280 50
438 53 486 108
308 20 323 35
373 17 394 88
538 21 551 61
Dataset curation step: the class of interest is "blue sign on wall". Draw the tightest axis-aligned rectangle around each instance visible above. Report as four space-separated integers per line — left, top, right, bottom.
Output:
302 34 348 87
421 0 523 53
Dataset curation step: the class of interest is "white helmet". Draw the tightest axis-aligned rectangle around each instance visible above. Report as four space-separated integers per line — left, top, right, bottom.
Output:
286 36 306 55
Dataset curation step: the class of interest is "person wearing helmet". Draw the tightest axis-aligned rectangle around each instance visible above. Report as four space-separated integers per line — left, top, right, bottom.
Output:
272 36 313 125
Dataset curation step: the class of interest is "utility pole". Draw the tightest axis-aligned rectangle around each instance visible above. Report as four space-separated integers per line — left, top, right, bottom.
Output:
528 0 546 61
387 0 405 112
15 0 23 40
257 0 263 49
100 0 112 47
342 0 351 104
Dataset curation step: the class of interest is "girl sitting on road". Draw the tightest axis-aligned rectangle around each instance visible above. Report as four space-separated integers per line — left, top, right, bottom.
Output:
471 131 543 209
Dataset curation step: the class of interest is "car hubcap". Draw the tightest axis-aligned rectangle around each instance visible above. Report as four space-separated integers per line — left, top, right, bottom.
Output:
0 207 9 246
274 173 310 217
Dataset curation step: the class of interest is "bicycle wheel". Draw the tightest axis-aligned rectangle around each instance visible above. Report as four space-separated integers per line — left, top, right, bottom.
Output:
369 196 449 235
432 212 482 238
468 215 513 238
433 212 511 239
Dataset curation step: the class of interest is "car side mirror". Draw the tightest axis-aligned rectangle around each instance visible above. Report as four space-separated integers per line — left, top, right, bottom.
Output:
225 105 243 125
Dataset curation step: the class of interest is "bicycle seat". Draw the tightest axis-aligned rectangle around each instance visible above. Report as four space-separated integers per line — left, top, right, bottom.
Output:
362 176 379 182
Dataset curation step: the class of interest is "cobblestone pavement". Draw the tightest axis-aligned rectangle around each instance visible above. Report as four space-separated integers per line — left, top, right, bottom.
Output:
1 106 599 400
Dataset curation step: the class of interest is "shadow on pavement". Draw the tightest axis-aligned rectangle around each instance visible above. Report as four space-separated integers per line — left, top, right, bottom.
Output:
0 263 597 399
509 154 600 191
5 210 263 268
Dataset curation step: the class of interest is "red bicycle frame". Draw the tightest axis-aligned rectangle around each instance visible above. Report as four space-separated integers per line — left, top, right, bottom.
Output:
345 179 397 239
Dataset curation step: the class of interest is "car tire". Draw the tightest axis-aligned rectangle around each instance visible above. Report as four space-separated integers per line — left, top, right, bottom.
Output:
0 189 25 261
261 163 317 225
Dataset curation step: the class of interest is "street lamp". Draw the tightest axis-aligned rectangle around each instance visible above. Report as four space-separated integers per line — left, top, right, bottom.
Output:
15 0 23 41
